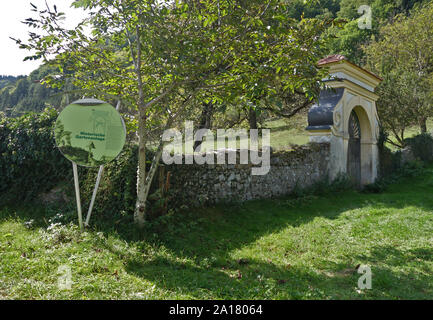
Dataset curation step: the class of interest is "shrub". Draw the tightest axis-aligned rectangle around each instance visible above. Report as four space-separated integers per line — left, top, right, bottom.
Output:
290 173 353 198
404 133 433 163
79 144 139 222
363 159 425 194
378 146 402 178
372 132 433 193
362 179 389 194
0 108 71 203
377 126 403 178
79 145 167 222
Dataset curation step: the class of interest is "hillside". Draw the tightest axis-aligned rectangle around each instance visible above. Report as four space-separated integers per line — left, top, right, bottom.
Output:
0 65 70 117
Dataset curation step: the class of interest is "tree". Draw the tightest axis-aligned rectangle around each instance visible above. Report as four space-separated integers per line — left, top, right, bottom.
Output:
15 0 334 226
365 1 433 144
327 0 428 65
0 64 69 116
374 69 418 147
285 0 340 20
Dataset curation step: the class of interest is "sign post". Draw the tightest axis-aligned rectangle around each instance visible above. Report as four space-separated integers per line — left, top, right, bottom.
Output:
72 162 84 230
85 164 104 227
54 98 126 230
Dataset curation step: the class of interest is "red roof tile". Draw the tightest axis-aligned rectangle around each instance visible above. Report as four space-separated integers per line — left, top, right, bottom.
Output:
317 54 382 81
317 54 347 66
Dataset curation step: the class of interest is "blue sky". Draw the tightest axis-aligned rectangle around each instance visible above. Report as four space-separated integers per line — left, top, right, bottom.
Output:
0 0 87 76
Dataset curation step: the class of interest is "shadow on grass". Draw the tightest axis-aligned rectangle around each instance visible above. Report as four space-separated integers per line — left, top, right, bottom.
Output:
124 255 348 299
123 243 433 299
119 169 433 299
352 245 433 299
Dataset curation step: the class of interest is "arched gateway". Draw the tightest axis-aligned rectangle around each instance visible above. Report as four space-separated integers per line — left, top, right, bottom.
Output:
306 55 382 186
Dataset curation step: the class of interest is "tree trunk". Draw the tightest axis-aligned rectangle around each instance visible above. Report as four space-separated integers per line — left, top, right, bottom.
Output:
133 25 147 227
135 113 180 226
420 117 427 134
130 25 179 227
248 107 258 130
193 101 214 152
143 141 165 201
134 109 147 227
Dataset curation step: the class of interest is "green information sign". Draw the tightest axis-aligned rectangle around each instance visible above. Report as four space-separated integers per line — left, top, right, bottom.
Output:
55 98 126 167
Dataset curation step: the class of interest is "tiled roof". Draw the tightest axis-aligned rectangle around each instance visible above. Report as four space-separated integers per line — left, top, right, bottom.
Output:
317 54 347 66
317 54 382 81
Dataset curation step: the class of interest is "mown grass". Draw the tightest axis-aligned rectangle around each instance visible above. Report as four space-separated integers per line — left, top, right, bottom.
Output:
264 116 309 149
166 113 310 154
1 166 433 300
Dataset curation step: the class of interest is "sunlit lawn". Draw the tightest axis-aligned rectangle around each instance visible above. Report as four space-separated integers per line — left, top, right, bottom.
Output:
167 114 310 155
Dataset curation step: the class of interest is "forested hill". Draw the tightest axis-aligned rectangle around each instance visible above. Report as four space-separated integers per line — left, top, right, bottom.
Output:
0 64 69 117
0 75 26 90
1 0 427 117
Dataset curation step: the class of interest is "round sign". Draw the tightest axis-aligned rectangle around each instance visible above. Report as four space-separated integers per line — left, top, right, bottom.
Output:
54 98 126 167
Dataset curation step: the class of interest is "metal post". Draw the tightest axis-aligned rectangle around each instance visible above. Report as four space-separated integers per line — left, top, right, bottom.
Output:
85 164 104 227
83 100 121 228
72 162 84 231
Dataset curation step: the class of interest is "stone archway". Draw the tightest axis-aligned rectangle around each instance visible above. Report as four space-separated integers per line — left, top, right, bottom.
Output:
346 105 375 186
306 55 382 186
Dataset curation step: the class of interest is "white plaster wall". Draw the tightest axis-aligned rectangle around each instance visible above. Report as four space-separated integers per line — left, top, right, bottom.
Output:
329 134 347 181
309 135 331 144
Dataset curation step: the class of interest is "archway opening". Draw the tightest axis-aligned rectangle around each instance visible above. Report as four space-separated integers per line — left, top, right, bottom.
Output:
347 110 361 187
346 105 374 186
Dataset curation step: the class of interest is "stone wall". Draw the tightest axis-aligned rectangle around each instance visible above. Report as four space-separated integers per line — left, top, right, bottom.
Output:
161 143 330 207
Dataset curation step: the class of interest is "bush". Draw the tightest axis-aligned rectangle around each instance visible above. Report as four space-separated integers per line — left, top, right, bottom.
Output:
404 133 433 163
79 145 167 223
377 126 402 178
0 108 71 202
362 179 389 194
372 132 433 194
379 146 402 178
363 159 425 194
79 144 139 222
291 173 353 198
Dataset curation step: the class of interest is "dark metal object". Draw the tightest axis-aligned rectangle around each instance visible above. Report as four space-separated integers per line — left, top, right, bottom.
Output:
306 88 345 131
347 110 361 187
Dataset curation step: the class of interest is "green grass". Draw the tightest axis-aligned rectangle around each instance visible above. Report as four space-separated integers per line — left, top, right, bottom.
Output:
2 167 433 299
264 116 310 149
166 113 310 154
269 115 433 151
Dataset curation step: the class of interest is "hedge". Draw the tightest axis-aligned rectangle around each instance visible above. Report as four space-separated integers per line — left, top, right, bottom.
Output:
0 108 71 202
0 108 160 221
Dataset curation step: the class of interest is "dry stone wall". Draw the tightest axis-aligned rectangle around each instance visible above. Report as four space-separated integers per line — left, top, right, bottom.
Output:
162 143 330 207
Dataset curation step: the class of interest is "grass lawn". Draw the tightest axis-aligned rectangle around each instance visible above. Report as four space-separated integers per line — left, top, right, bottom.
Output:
264 116 309 149
1 166 433 300
165 113 310 154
